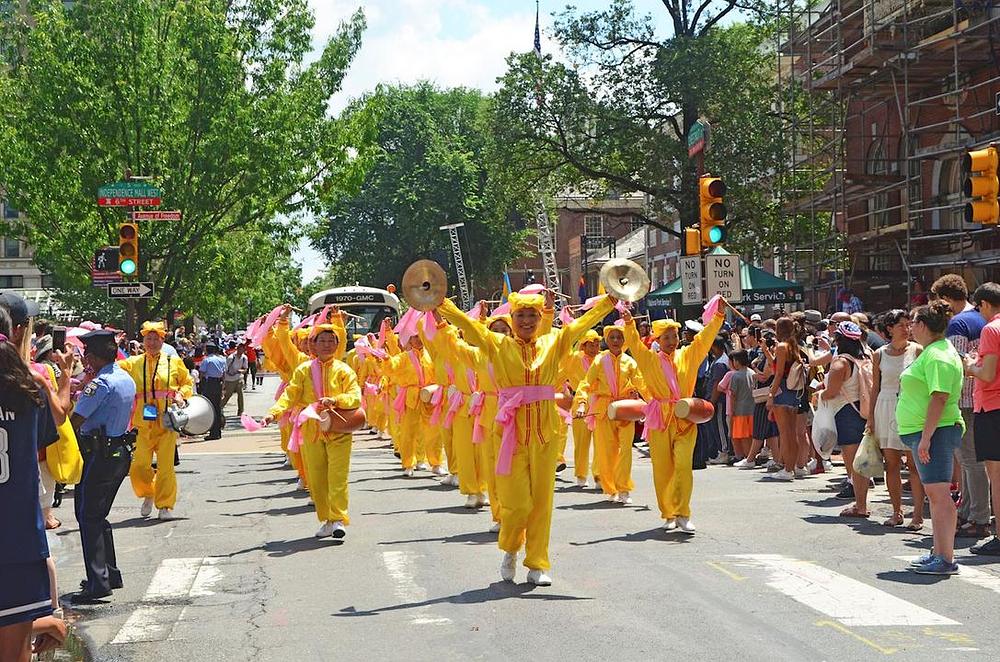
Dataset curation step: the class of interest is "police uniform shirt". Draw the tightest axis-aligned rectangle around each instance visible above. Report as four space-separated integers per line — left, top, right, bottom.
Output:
75 363 137 437
200 354 226 379
0 394 58 564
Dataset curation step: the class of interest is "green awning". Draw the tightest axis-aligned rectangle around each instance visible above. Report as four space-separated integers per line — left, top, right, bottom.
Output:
647 248 804 308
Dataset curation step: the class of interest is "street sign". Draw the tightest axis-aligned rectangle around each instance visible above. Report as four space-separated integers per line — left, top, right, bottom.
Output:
131 210 181 221
687 120 711 157
108 282 155 299
97 181 163 207
680 256 704 305
705 253 742 303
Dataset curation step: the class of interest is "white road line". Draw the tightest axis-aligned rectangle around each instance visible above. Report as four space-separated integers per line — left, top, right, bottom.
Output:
895 556 1000 596
111 557 224 645
728 554 959 627
381 551 451 626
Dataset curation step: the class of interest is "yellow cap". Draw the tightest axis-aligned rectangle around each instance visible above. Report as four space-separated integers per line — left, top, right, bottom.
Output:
139 321 167 337
487 314 513 331
651 319 681 336
581 329 600 344
603 325 623 340
508 292 545 312
310 323 340 340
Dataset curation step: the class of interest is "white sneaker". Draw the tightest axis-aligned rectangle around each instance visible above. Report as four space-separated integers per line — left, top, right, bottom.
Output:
140 497 154 518
465 494 480 509
416 462 430 471
607 493 619 503
477 493 490 507
282 456 290 468
663 519 677 531
449 474 460 487
618 491 633 505
403 468 414 477
431 465 447 476
677 517 696 534
805 458 817 473
733 458 752 469
707 453 730 465
764 460 782 473
158 508 174 521
500 552 517 582
793 466 808 479
296 477 306 490
576 477 588 488
489 522 501 533
764 469 795 482
823 460 834 472
526 569 552 586
315 521 335 538
331 521 346 539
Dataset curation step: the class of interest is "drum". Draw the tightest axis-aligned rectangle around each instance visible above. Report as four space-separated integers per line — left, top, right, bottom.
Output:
673 398 715 424
554 392 572 411
318 407 368 434
607 399 647 421
419 384 441 403
161 394 215 436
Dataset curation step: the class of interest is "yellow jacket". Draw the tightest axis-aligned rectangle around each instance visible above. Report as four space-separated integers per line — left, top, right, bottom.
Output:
382 327 434 410
438 295 615 445
576 350 645 419
269 357 361 438
118 353 194 429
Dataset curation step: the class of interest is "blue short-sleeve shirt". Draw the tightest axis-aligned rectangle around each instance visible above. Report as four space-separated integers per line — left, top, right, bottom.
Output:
75 363 137 436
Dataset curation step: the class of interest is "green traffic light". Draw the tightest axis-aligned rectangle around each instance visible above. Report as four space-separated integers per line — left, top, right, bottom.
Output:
707 225 725 243
120 259 137 275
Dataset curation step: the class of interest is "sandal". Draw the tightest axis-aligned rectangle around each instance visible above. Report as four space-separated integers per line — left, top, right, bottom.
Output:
45 517 61 530
839 506 869 518
905 520 924 532
882 513 904 527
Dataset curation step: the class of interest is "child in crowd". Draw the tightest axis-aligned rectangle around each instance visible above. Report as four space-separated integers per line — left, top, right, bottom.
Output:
718 351 756 465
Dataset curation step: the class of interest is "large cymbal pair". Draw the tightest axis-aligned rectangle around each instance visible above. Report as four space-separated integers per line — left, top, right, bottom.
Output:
402 256 650 310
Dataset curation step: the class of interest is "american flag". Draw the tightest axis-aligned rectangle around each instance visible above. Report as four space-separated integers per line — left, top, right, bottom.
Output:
533 0 541 59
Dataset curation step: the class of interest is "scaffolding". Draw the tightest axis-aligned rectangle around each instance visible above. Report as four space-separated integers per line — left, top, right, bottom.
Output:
775 0 1000 311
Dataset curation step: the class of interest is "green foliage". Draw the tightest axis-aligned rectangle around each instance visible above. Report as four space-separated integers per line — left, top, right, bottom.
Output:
0 0 364 323
309 82 530 291
493 0 809 260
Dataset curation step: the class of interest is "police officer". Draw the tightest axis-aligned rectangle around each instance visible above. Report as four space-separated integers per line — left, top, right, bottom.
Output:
200 342 226 440
69 330 137 603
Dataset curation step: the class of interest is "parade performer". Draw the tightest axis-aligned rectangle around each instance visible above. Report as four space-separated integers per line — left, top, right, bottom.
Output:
261 312 302 475
420 327 458 480
381 322 436 476
438 290 615 586
575 325 645 504
621 303 725 534
559 330 601 487
263 323 361 539
119 321 194 520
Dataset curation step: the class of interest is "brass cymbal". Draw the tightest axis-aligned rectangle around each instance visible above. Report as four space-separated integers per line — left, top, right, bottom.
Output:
599 258 650 303
401 260 448 311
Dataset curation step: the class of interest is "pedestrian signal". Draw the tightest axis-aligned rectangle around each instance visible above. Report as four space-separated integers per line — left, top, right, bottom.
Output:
684 227 701 256
118 222 139 276
699 177 727 246
963 146 999 225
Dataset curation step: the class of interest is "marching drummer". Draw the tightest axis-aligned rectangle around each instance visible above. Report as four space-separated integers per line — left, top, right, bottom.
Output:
575 325 645 504
118 321 194 520
621 304 726 534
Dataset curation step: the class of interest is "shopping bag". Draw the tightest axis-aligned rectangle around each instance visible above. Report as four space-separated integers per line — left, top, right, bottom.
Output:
852 432 885 479
811 399 838 459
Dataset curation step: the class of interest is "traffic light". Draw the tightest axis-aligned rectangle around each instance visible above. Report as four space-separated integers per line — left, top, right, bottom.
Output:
699 177 727 246
684 227 701 256
963 146 999 224
118 222 138 276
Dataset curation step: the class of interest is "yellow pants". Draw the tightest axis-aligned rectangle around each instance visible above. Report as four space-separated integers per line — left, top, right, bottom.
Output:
648 425 697 519
130 425 178 509
571 419 596 479
594 418 635 495
556 422 568 465
496 438 559 570
453 414 486 495
301 433 352 523
485 424 501 524
440 423 457 475
424 422 444 468
398 407 432 469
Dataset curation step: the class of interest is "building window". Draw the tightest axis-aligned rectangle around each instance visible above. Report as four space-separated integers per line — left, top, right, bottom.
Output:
584 214 604 237
0 275 24 288
41 274 56 288
3 203 19 220
3 237 20 258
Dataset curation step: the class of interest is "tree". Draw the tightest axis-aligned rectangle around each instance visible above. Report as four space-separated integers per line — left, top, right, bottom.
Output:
492 0 806 259
309 83 530 292
0 0 364 323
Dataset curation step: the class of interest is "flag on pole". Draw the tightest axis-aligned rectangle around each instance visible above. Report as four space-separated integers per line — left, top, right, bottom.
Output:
534 1 542 59
501 272 513 304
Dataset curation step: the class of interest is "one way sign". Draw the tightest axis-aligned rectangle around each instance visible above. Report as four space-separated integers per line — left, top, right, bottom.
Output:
108 282 155 299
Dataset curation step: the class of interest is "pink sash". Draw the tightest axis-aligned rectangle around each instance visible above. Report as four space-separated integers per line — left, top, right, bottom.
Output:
642 352 681 441
289 360 327 450
601 353 620 398
428 386 446 425
494 385 556 475
443 388 465 429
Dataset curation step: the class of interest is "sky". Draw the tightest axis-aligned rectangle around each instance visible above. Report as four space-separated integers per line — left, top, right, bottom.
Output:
295 0 676 284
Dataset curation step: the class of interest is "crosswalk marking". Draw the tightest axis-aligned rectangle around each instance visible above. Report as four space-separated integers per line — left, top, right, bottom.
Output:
381 551 451 626
895 556 1000 596
727 554 959 627
111 557 223 645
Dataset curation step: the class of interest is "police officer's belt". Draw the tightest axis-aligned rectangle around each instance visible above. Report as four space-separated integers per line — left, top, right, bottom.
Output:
80 430 137 454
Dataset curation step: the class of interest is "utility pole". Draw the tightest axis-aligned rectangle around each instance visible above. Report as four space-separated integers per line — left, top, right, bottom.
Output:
439 222 471 310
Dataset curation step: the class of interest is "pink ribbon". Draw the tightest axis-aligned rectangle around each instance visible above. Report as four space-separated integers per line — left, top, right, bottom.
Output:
494 385 556 475
468 301 486 320
601 353 620 399
559 307 575 326
492 302 511 316
702 294 723 324
519 284 546 295
469 391 487 443
391 387 408 422
641 353 681 441
240 413 264 432
251 305 284 346
274 380 287 403
442 388 465 429
428 386 446 425
581 295 603 311
395 308 422 345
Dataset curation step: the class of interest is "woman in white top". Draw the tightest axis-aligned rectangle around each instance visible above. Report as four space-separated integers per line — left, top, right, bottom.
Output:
869 310 924 529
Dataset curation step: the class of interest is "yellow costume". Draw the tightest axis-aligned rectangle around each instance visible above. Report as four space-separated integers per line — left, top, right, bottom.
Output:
383 330 436 472
269 353 360 526
558 342 598 481
623 314 723 522
420 330 458 477
575 347 643 497
119 347 193 511
439 294 614 573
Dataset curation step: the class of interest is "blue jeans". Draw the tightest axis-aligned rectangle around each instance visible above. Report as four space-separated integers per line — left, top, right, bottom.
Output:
900 424 963 485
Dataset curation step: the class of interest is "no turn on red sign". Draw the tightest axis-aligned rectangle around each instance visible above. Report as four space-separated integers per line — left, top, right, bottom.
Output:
705 254 742 303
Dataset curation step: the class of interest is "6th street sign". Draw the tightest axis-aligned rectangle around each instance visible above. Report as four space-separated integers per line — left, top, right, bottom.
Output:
108 282 155 299
97 182 163 207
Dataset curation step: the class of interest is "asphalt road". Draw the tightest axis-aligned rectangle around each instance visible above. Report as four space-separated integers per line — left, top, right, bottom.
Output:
48 375 1000 661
